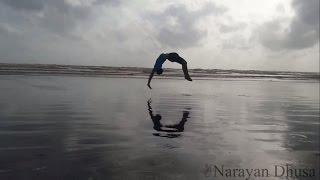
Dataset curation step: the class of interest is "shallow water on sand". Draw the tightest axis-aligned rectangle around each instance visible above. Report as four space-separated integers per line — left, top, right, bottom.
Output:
0 75 319 180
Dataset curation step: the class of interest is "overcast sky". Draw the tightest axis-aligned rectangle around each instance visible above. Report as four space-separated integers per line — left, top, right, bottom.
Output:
0 0 319 72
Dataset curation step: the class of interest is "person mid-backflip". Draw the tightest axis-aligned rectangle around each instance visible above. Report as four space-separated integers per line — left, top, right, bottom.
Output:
147 52 192 89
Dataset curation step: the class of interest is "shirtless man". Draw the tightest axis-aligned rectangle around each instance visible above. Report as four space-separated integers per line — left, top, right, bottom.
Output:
147 52 192 89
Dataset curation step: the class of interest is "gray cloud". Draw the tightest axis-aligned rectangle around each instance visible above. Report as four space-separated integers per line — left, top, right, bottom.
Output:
146 2 227 48
0 0 121 36
221 36 251 50
40 1 91 35
219 23 247 33
0 0 123 64
0 23 14 34
1 0 44 11
257 0 319 51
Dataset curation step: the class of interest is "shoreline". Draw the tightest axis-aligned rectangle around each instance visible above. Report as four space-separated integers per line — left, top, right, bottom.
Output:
0 63 319 81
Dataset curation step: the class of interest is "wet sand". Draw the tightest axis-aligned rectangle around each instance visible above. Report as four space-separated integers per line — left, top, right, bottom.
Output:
0 75 319 180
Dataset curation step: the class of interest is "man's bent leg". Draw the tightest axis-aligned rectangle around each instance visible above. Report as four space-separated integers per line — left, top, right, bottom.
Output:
181 60 192 81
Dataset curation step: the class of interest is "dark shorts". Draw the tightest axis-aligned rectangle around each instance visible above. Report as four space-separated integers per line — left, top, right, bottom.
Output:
167 53 185 64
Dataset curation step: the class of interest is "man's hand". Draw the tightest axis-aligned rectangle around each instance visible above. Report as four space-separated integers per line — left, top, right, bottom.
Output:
147 69 155 90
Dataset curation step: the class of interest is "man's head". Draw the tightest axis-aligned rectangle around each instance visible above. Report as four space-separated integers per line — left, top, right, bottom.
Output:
156 68 163 75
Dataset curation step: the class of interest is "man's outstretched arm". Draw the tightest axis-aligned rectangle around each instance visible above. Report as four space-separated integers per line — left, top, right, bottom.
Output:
147 69 155 89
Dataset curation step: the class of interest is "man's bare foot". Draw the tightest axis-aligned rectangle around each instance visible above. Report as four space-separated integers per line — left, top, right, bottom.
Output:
185 77 192 81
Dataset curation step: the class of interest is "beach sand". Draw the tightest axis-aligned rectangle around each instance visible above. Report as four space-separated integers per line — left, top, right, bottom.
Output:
0 75 319 180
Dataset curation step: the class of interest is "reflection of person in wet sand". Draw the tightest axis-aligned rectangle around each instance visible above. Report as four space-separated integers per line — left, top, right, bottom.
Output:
147 52 192 89
147 99 189 138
